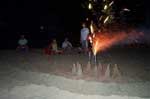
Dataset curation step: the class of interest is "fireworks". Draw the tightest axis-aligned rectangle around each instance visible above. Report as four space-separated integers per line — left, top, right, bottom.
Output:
99 16 103 21
86 18 89 21
123 8 130 12
104 16 109 24
90 31 143 56
90 24 94 34
104 5 108 10
109 1 114 7
88 3 92 10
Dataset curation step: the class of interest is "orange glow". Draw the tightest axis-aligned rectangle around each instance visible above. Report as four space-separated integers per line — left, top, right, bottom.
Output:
91 31 143 55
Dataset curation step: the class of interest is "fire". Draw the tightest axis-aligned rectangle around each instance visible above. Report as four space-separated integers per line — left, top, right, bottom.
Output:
90 31 143 55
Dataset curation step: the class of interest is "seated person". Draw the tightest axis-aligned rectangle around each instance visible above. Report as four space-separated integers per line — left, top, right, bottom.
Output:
51 39 58 53
17 35 29 51
44 39 63 55
62 38 72 50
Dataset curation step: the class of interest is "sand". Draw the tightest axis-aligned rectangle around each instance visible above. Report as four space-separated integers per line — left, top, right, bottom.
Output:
0 49 150 99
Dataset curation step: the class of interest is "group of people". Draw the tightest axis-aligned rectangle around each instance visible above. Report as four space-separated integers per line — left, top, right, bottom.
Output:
16 35 73 54
16 22 91 54
44 38 73 55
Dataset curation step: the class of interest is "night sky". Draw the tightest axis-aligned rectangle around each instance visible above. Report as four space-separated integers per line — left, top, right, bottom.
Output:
0 0 149 49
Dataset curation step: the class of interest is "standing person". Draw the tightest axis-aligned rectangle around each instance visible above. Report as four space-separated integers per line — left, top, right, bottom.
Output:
80 23 90 53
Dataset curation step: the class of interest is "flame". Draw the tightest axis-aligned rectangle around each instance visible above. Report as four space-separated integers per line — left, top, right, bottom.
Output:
91 31 143 55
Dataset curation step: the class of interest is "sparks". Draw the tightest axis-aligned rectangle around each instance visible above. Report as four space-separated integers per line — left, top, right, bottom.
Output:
109 1 114 7
89 36 93 43
90 24 94 34
88 3 92 10
93 40 99 55
104 16 109 24
104 5 108 10
86 18 89 21
99 16 103 21
123 8 130 11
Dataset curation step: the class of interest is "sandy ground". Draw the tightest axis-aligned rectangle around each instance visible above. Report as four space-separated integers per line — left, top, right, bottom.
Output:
0 48 150 99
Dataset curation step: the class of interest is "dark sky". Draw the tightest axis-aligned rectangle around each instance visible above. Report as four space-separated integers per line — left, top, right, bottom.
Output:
0 0 149 48
7 0 81 38
7 0 80 31
6 0 150 31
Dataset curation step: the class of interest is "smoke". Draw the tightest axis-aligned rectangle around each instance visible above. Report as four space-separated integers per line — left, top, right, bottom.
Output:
92 30 144 55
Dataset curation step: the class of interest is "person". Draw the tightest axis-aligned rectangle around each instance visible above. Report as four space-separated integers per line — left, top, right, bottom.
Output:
17 35 29 51
80 23 90 52
44 39 63 55
62 38 72 50
51 39 57 52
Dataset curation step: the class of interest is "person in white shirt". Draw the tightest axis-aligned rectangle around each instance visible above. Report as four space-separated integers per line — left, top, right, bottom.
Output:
80 23 90 52
17 35 29 51
62 38 72 50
